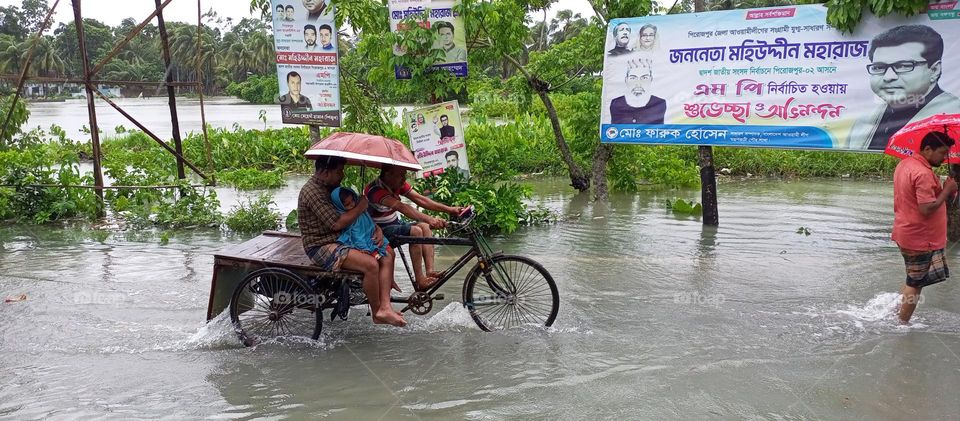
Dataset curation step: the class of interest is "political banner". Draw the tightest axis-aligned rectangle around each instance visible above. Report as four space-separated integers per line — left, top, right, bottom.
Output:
271 0 341 127
389 0 468 80
404 101 470 178
600 3 960 151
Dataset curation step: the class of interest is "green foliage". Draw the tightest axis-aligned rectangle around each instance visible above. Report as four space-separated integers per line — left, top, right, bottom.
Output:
126 184 223 229
610 146 701 190
713 148 898 177
414 171 555 234
0 146 100 223
225 194 282 234
226 74 279 104
666 198 703 215
796 226 812 236
218 168 284 190
285 209 299 232
181 125 317 173
465 114 562 177
0 94 30 148
824 0 928 33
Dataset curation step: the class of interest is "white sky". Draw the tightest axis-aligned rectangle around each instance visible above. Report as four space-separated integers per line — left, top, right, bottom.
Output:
0 0 597 29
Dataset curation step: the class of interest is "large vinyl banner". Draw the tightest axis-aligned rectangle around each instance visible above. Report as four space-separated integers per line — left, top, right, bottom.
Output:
389 0 468 80
404 101 470 179
271 0 341 127
600 4 960 151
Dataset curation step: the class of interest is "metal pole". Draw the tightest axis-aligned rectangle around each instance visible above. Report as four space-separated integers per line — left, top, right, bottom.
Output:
694 0 719 226
72 0 105 216
155 0 186 180
91 87 208 179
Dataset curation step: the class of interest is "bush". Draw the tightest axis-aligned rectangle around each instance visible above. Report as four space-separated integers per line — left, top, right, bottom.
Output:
0 94 29 148
225 194 282 234
218 168 285 190
0 148 100 223
414 171 554 234
226 75 280 105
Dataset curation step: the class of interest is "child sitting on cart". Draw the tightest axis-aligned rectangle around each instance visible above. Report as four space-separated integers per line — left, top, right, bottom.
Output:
331 186 391 260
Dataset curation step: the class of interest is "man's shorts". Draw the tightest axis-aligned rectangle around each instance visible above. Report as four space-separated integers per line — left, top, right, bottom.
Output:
900 247 950 288
379 219 414 238
307 243 349 271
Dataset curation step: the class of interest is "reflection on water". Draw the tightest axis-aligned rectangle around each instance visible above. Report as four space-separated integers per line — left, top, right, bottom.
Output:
1 178 960 419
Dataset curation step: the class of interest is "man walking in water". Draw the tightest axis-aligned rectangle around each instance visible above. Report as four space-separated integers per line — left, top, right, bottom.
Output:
892 131 957 324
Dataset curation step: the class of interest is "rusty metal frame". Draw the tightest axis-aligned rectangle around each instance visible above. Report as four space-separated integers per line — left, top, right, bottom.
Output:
0 0 215 216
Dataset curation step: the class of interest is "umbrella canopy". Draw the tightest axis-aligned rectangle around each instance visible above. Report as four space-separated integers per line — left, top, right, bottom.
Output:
305 132 422 171
885 113 960 164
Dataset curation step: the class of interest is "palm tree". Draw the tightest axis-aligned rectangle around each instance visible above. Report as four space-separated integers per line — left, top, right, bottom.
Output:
0 34 21 75
24 36 65 78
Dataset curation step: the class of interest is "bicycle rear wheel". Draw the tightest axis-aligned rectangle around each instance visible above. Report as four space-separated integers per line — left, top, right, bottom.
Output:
462 255 559 331
229 268 322 346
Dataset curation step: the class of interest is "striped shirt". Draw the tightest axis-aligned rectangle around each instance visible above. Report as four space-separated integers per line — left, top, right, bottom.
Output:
364 177 412 224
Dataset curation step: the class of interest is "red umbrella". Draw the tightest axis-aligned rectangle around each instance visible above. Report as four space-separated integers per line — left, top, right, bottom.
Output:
304 132 422 171
885 113 960 164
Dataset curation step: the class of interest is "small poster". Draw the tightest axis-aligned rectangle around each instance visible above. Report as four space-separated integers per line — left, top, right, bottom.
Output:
389 0 468 79
404 101 470 178
271 0 341 126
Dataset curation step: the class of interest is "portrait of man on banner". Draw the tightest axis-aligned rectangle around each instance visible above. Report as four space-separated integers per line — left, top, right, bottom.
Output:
279 71 312 112
608 58 666 125
849 24 960 150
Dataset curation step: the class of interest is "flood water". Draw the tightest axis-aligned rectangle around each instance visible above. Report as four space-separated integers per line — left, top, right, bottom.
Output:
23 97 413 138
2 178 959 419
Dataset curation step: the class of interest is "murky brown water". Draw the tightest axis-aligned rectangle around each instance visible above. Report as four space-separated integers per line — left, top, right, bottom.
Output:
2 177 959 419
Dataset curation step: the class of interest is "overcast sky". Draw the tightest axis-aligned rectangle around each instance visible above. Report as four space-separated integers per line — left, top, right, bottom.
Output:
0 0 597 29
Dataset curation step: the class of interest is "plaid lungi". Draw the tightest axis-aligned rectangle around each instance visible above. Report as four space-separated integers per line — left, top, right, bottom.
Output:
900 248 950 288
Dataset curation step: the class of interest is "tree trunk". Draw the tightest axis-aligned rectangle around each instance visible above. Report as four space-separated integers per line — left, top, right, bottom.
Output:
591 143 614 200
501 53 589 191
533 83 589 191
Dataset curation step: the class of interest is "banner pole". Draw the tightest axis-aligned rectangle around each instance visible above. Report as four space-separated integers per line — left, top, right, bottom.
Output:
693 0 719 226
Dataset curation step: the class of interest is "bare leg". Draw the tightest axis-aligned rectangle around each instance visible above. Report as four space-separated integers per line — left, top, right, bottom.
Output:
417 222 437 276
378 247 402 317
341 249 405 327
409 225 426 285
898 284 922 324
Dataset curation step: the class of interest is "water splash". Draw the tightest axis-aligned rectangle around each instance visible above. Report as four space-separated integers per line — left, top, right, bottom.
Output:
835 292 928 329
836 292 901 322
415 302 480 332
182 310 242 349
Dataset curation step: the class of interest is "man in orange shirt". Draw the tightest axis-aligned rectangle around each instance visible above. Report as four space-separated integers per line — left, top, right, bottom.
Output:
892 131 957 324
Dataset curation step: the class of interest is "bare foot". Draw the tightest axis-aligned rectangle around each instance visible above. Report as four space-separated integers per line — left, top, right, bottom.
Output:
373 310 407 327
415 274 439 291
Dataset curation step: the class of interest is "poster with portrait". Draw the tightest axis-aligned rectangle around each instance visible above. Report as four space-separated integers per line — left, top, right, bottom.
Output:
388 0 468 80
600 3 960 151
271 0 341 127
404 101 470 178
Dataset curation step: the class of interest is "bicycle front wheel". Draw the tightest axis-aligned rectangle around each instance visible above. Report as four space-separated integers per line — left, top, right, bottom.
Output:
462 255 559 331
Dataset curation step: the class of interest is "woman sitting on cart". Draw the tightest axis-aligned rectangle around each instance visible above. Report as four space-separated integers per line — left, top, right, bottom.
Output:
364 164 469 290
298 156 407 327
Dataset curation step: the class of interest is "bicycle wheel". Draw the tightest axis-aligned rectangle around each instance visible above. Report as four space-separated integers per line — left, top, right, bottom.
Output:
462 255 559 331
229 267 322 346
